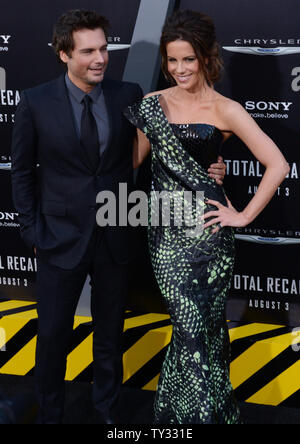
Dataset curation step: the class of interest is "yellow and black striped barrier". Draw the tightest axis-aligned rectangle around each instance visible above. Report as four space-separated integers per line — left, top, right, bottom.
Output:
0 300 299 407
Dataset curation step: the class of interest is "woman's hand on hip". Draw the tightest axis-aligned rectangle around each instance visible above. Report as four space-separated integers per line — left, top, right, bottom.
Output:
203 197 249 234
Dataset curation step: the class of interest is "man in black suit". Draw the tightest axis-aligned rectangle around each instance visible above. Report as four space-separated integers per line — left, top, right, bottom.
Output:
11 9 226 424
11 10 144 424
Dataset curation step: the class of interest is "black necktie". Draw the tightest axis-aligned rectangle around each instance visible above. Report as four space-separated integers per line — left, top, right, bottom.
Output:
80 95 100 170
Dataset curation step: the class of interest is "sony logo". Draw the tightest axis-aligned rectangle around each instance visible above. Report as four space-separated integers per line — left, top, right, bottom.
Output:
245 101 293 112
0 35 11 44
0 212 18 221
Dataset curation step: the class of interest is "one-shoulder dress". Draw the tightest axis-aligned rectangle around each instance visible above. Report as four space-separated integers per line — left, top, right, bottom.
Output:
124 95 240 424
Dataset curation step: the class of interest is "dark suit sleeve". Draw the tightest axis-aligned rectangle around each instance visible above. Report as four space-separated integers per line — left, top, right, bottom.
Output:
11 91 38 250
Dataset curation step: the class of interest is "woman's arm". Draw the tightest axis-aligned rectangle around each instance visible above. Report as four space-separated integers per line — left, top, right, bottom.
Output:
204 100 290 232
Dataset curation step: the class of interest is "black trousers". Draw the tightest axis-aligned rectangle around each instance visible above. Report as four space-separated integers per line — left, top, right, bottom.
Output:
35 228 129 424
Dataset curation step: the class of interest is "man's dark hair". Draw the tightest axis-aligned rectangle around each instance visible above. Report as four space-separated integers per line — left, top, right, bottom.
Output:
52 9 110 63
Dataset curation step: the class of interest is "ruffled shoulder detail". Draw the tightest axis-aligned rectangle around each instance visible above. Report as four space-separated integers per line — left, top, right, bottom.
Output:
123 98 148 133
123 95 161 136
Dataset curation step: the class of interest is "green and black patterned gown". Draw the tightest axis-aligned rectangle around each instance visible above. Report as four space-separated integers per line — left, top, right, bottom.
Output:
124 95 240 424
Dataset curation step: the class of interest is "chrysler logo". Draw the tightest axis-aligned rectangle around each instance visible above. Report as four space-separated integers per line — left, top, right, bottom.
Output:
0 163 11 170
107 44 131 51
223 46 300 56
48 43 131 51
235 235 300 245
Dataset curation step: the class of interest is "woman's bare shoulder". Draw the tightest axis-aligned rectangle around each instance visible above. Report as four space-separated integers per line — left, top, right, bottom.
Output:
215 93 245 115
214 92 258 133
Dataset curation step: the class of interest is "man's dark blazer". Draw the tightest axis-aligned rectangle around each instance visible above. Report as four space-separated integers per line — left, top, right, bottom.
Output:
11 74 143 270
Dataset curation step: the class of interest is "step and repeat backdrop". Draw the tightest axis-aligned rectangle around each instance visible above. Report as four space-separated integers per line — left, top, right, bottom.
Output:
0 0 299 325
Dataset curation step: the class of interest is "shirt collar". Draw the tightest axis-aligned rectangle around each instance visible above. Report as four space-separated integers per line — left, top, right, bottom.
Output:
65 73 103 104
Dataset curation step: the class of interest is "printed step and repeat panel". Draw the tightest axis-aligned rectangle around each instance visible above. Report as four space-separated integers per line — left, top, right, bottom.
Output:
0 0 300 325
180 0 300 325
0 0 144 302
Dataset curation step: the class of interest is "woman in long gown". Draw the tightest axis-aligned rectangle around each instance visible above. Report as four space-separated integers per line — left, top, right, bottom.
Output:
124 10 289 424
